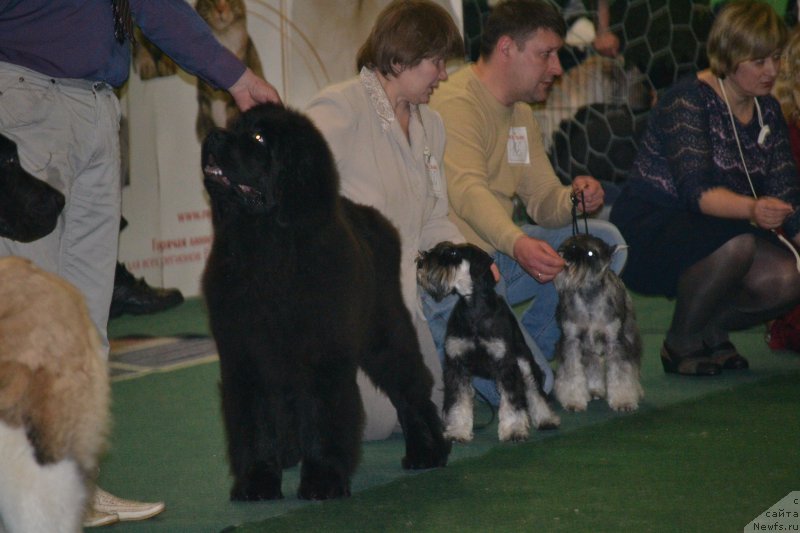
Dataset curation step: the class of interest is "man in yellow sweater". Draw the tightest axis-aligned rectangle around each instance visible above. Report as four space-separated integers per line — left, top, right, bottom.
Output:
428 0 627 373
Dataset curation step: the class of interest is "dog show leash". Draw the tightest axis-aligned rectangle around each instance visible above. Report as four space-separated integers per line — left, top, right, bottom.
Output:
570 188 589 236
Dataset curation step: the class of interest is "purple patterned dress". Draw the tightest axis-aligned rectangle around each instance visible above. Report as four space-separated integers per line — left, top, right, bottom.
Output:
610 77 800 297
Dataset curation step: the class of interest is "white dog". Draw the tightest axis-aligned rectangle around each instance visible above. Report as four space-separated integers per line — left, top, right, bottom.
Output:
0 257 109 533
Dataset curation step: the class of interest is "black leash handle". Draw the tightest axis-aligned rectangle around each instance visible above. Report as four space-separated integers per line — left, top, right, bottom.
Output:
571 189 589 236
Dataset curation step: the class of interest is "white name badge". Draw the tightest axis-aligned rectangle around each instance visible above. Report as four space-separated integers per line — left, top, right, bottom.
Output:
507 126 530 165
425 150 445 198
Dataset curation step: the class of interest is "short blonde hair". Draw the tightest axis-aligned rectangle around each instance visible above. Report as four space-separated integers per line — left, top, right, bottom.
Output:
707 0 788 78
775 27 800 122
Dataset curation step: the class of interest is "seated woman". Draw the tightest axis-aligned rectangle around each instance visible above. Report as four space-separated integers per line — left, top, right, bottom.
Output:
305 0 465 440
610 0 800 376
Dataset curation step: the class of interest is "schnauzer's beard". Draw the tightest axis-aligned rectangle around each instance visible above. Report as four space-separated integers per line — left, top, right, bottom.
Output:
417 260 473 301
554 261 608 292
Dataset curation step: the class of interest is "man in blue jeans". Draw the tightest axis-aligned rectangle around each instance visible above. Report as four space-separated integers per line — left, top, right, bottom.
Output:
425 0 627 405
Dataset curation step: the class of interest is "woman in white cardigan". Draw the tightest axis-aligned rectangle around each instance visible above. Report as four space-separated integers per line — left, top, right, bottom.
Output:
306 0 464 440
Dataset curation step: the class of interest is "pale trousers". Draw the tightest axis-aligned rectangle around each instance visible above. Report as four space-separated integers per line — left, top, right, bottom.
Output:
0 62 122 358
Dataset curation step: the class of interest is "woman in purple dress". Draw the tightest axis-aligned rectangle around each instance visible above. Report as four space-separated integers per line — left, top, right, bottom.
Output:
610 0 800 375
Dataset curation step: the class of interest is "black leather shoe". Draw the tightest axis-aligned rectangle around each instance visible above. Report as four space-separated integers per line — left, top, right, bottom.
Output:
660 342 721 376
705 341 749 370
110 262 184 318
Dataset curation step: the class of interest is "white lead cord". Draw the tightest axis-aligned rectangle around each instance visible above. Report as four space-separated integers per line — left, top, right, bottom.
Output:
718 77 800 273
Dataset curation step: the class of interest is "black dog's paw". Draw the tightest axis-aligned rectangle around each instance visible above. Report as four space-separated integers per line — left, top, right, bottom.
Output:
401 437 451 470
229 475 283 501
297 475 351 500
400 402 452 470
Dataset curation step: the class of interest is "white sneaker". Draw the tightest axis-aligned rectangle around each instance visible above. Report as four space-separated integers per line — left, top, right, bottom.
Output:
91 487 165 521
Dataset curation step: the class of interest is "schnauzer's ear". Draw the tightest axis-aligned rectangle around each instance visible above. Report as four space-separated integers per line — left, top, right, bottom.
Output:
611 244 629 256
462 244 494 279
415 250 428 268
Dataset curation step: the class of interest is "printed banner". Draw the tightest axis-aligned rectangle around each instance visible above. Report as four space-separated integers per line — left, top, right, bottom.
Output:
119 0 460 296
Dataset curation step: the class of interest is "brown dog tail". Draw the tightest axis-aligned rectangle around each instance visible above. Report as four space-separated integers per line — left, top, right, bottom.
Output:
0 360 33 423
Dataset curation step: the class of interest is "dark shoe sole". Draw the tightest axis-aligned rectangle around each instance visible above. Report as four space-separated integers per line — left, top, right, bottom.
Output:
110 292 184 318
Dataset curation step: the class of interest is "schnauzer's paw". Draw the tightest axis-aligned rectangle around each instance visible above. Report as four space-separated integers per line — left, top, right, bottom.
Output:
444 426 474 442
560 399 589 412
443 402 474 442
498 426 529 442
497 408 531 442
527 394 562 430
609 401 639 412
230 477 283 501
607 384 642 412
589 388 606 400
607 395 640 412
555 382 591 412
533 413 561 430
555 389 589 411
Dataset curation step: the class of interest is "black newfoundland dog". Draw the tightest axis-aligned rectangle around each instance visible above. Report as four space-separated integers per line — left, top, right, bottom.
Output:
201 103 450 501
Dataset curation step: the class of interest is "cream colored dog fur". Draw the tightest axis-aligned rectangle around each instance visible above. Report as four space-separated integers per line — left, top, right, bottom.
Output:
0 257 109 533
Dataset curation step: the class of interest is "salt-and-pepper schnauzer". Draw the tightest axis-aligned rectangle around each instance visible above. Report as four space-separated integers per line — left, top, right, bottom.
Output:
553 234 643 412
417 242 560 442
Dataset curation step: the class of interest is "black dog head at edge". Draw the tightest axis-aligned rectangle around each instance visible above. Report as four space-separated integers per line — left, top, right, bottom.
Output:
0 133 65 243
416 241 495 301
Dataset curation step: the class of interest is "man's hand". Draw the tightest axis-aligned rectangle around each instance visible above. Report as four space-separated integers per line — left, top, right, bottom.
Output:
229 68 282 111
593 30 620 58
572 176 605 214
512 235 565 284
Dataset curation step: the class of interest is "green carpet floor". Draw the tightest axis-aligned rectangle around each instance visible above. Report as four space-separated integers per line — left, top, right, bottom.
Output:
102 295 799 532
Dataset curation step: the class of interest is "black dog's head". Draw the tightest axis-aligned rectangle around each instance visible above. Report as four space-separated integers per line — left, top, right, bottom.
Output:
555 234 619 291
416 241 494 301
0 133 65 242
201 103 339 225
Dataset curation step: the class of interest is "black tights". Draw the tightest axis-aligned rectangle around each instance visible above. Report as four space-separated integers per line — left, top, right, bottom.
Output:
666 233 800 353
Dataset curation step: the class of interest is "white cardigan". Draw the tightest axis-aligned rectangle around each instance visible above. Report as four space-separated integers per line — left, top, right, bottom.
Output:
306 68 464 318
306 68 463 440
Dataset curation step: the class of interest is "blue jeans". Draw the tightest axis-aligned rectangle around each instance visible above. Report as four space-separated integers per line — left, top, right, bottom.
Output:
420 219 626 406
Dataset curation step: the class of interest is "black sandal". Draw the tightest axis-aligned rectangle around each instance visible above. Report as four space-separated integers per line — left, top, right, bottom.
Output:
705 341 749 370
660 343 722 376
